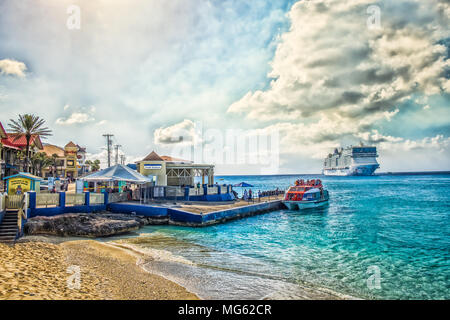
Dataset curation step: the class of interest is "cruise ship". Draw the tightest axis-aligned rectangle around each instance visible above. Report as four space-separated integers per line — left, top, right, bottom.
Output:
323 144 380 176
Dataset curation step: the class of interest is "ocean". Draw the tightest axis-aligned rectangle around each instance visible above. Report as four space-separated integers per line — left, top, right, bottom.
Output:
115 174 450 300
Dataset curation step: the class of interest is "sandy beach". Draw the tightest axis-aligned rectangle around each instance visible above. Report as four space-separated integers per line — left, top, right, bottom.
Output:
0 240 198 300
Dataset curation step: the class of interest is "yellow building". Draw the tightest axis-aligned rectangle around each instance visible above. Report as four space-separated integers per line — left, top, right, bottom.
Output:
41 141 86 179
136 151 214 186
3 172 41 195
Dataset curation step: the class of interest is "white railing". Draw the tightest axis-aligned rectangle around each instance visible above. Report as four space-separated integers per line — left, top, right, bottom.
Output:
108 192 128 203
89 193 104 205
36 193 60 208
189 188 204 196
66 193 85 206
153 187 164 198
18 194 28 233
0 193 5 211
165 187 184 198
7 194 25 209
207 187 218 195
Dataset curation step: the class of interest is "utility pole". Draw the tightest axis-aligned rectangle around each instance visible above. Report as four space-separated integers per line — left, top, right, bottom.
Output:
114 144 122 165
120 155 126 165
103 134 114 167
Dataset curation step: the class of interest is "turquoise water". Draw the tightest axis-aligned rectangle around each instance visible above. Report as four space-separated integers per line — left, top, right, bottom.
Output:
125 174 450 299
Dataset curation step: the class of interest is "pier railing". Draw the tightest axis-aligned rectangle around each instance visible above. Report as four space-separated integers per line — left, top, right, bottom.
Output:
108 192 129 203
0 193 5 211
207 187 218 194
136 184 232 203
165 186 185 198
66 193 85 206
89 193 104 205
189 188 204 196
36 193 60 208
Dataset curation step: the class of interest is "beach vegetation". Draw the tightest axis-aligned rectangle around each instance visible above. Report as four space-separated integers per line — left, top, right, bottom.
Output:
8 114 52 173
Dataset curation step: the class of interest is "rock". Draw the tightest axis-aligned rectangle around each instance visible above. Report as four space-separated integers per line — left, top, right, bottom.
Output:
24 213 143 238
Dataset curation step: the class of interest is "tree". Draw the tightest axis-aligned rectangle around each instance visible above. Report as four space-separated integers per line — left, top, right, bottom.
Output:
31 152 53 177
51 153 59 177
86 159 100 171
8 114 52 173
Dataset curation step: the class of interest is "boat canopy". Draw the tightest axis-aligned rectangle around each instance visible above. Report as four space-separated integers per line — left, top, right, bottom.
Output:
303 188 321 194
83 164 152 184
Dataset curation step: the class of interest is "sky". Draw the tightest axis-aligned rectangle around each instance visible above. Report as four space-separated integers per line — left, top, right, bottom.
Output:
0 0 449 174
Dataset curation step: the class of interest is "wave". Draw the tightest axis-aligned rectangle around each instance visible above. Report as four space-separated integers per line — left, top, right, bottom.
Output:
106 234 357 300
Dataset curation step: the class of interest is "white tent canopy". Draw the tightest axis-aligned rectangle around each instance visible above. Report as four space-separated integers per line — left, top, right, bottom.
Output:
82 164 152 184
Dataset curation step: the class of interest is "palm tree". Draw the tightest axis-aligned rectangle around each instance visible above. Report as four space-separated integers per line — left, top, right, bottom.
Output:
51 153 59 177
93 159 101 171
31 152 53 177
8 114 52 173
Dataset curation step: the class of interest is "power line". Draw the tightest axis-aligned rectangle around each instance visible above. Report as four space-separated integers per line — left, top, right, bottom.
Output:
103 134 114 167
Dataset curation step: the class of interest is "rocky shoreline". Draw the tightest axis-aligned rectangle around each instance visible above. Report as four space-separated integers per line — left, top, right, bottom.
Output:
24 212 163 238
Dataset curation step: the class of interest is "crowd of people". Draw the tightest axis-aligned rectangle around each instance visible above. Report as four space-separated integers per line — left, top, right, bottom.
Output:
240 188 284 201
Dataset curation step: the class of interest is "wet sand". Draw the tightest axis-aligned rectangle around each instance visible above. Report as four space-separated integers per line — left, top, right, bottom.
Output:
0 240 198 300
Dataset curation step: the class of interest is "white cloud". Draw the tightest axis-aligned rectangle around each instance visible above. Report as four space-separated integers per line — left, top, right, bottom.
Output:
96 120 108 126
225 0 450 171
154 119 201 145
55 104 97 126
0 59 27 77
228 0 449 130
56 112 95 125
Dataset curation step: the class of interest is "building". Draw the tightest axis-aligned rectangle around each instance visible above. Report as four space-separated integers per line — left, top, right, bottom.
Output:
136 151 215 186
0 121 44 181
41 141 89 179
76 144 88 175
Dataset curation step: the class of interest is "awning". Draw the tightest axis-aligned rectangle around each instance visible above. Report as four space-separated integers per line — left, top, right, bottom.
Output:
82 164 152 184
233 182 254 187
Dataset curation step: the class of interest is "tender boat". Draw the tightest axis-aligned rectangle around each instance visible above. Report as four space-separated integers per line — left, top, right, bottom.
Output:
283 179 329 210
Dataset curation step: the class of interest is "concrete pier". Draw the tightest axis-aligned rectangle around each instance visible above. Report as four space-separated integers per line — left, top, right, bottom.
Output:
108 200 285 227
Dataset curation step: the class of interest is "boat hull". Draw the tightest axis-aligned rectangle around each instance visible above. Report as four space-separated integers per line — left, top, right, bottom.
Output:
323 164 379 176
283 199 329 210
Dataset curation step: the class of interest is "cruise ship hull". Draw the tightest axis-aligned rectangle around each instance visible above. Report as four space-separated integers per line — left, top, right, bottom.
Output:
323 164 379 176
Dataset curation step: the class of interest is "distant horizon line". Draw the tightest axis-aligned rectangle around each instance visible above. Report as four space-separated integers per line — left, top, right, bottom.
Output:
214 170 450 177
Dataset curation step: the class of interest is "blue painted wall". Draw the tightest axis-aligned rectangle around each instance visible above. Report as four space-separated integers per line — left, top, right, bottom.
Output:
28 191 106 218
108 203 168 217
168 200 283 226
23 188 275 228
0 208 5 225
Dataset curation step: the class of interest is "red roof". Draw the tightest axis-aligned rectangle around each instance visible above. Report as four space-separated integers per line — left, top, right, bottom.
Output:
2 133 43 150
1 139 21 150
0 122 7 139
161 155 192 163
142 151 164 161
